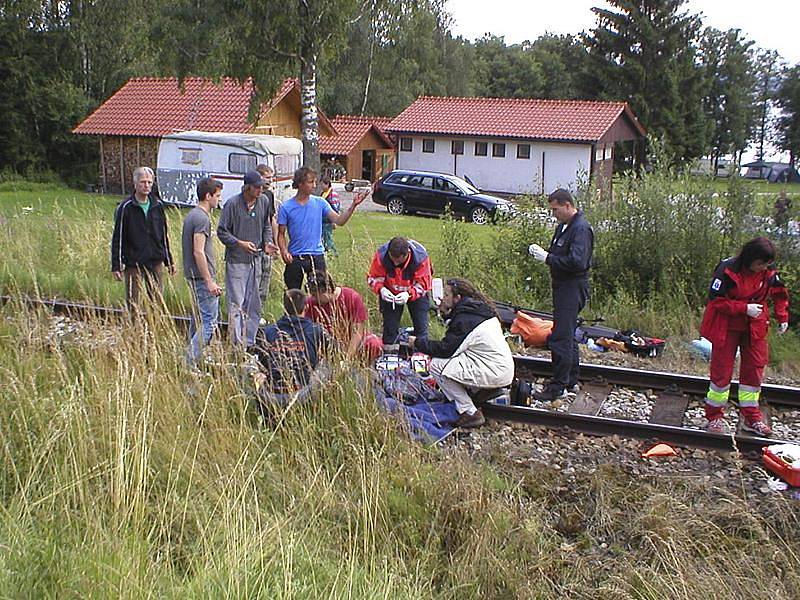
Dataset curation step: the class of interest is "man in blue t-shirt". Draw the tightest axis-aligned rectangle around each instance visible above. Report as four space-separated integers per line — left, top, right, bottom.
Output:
277 166 367 290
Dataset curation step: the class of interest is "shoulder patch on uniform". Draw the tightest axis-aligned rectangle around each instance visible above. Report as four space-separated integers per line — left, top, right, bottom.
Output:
711 278 722 291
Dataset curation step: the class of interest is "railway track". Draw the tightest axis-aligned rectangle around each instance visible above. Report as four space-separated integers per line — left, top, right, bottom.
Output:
6 295 800 454
483 355 800 454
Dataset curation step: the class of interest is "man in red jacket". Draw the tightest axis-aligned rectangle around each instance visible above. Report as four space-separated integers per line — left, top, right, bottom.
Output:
700 237 790 436
367 237 433 344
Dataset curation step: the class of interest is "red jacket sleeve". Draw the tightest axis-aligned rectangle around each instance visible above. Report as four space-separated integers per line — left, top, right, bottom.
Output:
367 252 386 295
770 282 790 323
409 255 433 301
707 296 748 316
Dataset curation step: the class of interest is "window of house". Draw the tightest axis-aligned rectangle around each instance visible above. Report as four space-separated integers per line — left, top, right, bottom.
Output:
492 143 506 158
451 140 464 155
474 141 488 156
229 153 257 174
180 148 201 165
422 139 435 153
400 137 413 152
516 144 531 159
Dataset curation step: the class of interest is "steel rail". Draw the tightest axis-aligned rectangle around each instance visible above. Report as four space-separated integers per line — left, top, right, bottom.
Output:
513 354 800 409
482 402 780 454
5 295 799 454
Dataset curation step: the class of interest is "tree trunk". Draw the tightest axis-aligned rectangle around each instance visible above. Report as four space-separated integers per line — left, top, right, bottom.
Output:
300 54 320 175
360 27 376 116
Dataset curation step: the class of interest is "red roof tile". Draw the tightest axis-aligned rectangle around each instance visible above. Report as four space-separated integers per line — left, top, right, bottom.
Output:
73 76 337 138
320 115 394 155
73 77 256 136
386 96 645 143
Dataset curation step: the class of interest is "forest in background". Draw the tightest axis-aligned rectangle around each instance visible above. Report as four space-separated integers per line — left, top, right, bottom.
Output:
1 0 799 185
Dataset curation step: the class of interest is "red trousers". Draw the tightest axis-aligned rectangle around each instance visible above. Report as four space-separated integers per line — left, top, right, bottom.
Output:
706 328 767 420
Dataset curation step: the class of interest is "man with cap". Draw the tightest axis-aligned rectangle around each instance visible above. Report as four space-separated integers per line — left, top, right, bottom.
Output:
528 188 594 401
217 170 278 348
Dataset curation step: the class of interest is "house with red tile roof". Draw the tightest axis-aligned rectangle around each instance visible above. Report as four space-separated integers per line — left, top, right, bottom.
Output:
385 96 645 195
73 77 336 193
319 115 395 183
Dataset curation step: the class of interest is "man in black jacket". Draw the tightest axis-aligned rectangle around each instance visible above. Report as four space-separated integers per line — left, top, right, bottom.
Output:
528 189 594 401
110 166 175 314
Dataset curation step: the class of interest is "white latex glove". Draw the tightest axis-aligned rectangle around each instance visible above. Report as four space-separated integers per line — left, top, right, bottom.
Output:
779 322 789 334
746 303 763 318
380 287 396 303
394 291 410 305
528 243 548 262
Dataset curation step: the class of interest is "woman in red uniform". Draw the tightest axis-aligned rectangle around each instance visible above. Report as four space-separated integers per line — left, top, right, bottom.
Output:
700 237 790 435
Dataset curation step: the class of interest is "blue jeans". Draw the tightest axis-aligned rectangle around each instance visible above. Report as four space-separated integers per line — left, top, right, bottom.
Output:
188 279 220 364
226 259 262 347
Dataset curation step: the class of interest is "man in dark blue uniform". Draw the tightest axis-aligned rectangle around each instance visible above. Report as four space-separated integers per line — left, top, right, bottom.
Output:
528 189 594 401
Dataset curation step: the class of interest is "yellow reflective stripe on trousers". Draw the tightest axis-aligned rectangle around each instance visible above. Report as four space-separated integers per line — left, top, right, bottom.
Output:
738 387 761 408
705 386 729 407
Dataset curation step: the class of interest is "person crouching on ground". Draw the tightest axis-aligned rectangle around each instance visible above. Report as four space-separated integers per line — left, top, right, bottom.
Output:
700 236 790 436
367 236 433 344
407 278 514 428
251 289 335 413
304 270 383 361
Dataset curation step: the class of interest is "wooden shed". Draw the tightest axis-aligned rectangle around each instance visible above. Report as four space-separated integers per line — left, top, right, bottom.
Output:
319 116 395 183
73 77 336 194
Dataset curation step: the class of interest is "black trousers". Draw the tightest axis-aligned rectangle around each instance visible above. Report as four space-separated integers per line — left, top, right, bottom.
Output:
380 295 430 344
548 277 590 391
283 254 327 291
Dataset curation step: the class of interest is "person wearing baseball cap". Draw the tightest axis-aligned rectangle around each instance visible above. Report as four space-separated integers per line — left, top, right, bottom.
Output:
217 170 279 348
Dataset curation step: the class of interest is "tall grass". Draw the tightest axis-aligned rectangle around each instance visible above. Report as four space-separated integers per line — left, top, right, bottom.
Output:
2 302 800 596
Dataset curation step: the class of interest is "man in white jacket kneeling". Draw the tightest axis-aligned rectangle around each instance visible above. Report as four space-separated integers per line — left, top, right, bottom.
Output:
408 277 514 428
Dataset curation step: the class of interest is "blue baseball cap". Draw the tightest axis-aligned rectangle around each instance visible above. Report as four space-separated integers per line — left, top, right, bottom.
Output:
243 170 267 186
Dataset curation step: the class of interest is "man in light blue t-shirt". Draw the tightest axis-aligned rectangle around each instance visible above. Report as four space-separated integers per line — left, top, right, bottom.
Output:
277 166 367 290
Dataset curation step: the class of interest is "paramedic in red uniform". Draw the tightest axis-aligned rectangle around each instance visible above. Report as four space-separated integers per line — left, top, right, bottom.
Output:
700 237 790 436
367 237 433 344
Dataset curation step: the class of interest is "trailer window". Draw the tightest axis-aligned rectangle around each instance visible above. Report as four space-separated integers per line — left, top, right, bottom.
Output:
180 148 202 165
274 153 300 177
229 153 257 174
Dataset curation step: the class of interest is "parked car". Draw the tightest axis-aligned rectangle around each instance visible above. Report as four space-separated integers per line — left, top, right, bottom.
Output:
371 170 515 225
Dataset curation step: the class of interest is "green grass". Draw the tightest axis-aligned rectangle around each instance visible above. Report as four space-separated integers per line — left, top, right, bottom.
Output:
1 304 799 597
3 185 800 596
0 187 491 328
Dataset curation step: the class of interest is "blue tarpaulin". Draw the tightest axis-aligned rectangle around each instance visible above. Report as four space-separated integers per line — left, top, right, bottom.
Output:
373 368 459 444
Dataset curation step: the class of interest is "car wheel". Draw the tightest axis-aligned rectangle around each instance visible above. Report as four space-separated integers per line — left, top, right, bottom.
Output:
470 205 489 225
387 196 405 215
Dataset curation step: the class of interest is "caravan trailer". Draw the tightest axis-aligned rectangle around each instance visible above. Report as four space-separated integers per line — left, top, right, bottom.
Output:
156 130 303 206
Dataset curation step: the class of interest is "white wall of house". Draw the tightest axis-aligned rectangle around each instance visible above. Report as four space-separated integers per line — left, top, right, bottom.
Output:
394 135 592 195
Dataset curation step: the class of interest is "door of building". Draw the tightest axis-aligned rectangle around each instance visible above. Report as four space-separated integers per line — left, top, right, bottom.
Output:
361 150 375 181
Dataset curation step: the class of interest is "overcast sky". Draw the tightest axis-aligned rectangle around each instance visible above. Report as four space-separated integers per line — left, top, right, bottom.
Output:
447 0 800 65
